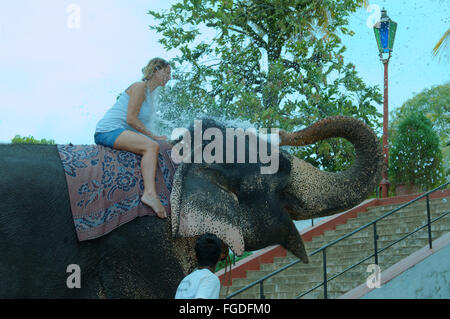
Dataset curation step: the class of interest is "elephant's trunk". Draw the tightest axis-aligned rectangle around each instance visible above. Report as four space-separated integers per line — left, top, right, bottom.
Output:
280 116 383 220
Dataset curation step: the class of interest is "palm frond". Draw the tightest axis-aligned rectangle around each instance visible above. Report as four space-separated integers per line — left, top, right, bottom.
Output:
432 28 450 57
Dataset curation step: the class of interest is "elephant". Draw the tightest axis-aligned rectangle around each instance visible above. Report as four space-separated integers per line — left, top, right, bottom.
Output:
0 116 382 298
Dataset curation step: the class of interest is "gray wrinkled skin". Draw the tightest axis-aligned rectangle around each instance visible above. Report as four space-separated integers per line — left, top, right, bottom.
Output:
171 116 383 265
0 116 382 298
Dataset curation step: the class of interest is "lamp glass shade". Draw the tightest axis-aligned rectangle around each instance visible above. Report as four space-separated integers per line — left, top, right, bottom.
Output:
380 21 390 52
373 17 397 54
373 27 383 53
388 20 397 51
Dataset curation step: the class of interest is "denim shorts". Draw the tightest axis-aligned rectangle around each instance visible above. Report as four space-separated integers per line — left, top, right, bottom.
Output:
94 128 126 148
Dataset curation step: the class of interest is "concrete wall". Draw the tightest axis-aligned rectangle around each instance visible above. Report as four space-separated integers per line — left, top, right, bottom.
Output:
363 244 450 299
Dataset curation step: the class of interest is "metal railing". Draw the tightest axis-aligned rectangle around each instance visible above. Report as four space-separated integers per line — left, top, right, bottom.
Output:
226 181 450 299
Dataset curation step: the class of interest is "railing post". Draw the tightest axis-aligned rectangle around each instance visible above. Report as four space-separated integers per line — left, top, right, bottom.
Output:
373 222 379 265
323 249 327 299
426 194 433 249
260 281 265 299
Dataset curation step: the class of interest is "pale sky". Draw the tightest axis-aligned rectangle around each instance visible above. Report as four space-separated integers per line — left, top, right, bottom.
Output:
0 0 449 144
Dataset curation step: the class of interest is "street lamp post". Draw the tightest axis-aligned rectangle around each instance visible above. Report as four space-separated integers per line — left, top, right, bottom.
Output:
373 8 397 198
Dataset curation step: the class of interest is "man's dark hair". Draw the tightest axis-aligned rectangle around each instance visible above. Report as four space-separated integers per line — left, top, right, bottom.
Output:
195 233 222 268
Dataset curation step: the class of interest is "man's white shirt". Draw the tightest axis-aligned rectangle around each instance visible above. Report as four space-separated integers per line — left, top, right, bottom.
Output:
175 268 220 299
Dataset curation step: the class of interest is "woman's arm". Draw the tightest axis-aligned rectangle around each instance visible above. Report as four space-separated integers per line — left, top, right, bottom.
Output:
126 82 157 139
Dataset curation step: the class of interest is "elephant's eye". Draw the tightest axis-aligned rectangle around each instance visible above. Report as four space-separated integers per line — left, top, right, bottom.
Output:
216 183 239 203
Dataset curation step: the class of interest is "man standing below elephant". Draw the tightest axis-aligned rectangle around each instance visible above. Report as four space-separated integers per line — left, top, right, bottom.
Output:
175 234 224 299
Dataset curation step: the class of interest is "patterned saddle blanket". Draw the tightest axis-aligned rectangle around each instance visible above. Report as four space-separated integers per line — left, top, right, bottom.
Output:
56 141 178 241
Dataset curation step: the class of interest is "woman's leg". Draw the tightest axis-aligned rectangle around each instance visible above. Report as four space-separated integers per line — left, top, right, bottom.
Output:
112 130 166 218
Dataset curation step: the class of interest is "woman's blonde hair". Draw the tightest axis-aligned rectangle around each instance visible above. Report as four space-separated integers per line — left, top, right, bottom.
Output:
142 57 170 81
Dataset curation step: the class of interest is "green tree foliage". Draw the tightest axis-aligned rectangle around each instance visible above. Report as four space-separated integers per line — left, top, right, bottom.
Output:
11 135 55 145
390 83 450 175
389 112 445 191
149 0 382 172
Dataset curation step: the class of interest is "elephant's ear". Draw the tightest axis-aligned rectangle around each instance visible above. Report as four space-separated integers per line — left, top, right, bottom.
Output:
170 163 245 256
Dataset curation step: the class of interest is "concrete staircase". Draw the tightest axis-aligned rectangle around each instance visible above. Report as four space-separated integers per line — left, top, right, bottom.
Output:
219 196 450 299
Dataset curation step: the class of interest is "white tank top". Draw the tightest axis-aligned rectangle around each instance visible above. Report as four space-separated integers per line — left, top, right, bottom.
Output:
95 85 160 135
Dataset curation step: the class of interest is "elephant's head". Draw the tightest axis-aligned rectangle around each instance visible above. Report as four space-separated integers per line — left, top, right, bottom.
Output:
170 116 383 264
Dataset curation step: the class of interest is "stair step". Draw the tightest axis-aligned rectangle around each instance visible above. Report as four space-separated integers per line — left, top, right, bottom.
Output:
343 206 447 220
351 210 448 224
343 210 449 224
264 255 410 275
320 224 449 240
236 253 409 287
356 210 448 221
226 257 404 299
365 200 449 211
330 223 449 236
364 206 448 216
308 240 446 254
272 249 414 265
358 206 448 219
226 275 376 299
309 228 449 247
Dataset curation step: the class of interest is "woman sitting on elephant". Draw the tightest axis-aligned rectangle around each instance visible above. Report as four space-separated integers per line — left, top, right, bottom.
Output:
94 57 171 218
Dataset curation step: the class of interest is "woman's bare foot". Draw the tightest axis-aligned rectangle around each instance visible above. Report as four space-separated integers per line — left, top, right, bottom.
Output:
141 193 167 218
